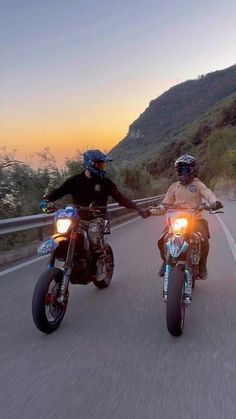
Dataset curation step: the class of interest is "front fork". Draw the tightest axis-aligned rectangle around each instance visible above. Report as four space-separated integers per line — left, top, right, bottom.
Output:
184 268 192 305
163 263 171 302
163 263 192 306
58 230 77 304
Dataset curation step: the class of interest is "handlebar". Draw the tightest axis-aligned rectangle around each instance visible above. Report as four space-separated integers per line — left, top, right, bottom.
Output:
148 202 224 215
43 202 108 217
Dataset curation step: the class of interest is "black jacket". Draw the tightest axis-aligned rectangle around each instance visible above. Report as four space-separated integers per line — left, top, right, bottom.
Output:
46 171 137 210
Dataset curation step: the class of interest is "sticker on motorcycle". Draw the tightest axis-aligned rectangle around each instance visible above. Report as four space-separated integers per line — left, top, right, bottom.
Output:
37 238 59 255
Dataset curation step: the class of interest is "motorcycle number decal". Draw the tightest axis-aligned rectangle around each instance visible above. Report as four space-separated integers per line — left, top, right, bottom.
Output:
58 210 68 217
56 206 77 218
189 185 197 193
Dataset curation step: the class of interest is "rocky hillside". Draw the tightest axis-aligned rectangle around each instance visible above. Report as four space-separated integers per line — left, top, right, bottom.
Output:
110 64 236 162
144 95 236 189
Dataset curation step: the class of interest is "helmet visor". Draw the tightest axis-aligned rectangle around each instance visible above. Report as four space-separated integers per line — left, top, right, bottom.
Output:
94 161 105 171
176 165 192 176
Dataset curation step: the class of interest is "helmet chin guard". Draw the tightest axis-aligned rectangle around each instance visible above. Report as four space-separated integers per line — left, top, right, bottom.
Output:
178 172 195 185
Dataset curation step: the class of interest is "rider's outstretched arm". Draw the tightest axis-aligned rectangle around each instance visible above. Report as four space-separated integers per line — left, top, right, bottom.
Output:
46 177 74 202
107 179 150 218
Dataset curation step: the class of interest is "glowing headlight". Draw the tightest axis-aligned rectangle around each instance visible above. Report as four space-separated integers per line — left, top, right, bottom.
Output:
172 217 188 233
56 219 72 233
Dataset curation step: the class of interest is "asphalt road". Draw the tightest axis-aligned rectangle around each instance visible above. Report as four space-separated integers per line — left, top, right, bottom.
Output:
1 200 236 419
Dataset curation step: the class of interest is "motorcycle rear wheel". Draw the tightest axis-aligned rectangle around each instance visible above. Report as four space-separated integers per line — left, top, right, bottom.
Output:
93 244 114 289
32 268 67 334
166 267 185 337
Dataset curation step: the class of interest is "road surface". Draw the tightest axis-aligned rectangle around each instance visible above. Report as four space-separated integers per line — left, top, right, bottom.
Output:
1 200 236 419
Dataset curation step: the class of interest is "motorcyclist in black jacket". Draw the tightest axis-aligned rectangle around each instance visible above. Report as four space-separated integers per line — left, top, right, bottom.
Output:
40 149 149 279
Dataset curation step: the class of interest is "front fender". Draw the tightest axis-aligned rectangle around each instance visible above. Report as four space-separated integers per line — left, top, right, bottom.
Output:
166 235 188 258
37 234 68 256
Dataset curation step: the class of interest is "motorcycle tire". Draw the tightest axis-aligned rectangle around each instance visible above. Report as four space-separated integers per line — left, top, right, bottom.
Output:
166 267 185 337
32 268 67 334
93 244 114 289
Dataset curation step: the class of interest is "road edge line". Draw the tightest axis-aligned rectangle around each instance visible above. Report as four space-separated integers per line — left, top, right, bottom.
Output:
216 214 236 263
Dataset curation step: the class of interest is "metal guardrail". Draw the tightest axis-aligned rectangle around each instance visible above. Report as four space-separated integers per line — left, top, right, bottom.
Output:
0 195 165 236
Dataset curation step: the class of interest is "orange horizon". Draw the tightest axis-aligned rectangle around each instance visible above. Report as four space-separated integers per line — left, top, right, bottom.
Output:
0 126 126 167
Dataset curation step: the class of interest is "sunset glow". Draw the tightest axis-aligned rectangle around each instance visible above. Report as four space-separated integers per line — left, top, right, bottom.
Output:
1 0 236 166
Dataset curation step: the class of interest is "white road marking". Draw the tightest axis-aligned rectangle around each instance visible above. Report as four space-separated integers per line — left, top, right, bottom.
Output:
216 214 236 263
111 216 140 230
0 255 49 277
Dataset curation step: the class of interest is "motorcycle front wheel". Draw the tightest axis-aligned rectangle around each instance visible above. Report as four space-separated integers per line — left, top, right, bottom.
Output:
32 268 68 334
166 267 185 337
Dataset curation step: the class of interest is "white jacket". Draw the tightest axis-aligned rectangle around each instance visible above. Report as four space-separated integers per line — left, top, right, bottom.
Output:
162 178 217 217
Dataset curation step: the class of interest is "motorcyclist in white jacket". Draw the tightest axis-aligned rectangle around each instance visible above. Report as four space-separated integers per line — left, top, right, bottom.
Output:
155 154 223 279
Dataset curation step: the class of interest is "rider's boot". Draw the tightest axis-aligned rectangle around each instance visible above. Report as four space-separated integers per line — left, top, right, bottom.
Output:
157 235 166 278
96 257 106 281
199 264 208 280
198 238 209 280
92 243 106 281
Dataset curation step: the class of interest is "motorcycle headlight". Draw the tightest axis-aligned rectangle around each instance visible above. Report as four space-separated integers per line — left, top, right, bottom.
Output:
171 217 188 233
56 219 72 234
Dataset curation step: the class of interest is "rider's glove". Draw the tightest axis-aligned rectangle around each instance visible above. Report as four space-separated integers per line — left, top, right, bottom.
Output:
213 200 223 210
137 208 151 219
39 198 49 211
148 204 166 216
39 197 54 214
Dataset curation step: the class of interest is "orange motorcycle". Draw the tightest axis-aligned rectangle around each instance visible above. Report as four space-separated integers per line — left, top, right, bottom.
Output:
149 203 223 336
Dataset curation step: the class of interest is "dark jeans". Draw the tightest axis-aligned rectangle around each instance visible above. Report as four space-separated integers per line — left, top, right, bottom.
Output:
158 218 210 270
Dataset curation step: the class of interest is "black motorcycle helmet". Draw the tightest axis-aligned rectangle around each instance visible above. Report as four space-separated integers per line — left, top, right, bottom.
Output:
175 154 197 185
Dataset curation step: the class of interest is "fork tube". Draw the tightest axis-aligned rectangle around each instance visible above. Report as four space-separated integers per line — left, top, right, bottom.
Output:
163 263 171 302
48 253 55 269
184 268 192 304
65 229 77 267
60 229 77 297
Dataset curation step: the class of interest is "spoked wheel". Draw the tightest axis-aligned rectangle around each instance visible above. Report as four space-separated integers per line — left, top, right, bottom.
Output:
93 244 114 289
166 267 185 337
32 268 68 334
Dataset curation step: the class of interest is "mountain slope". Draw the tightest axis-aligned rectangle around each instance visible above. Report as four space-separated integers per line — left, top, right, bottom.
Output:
144 95 236 188
110 64 236 162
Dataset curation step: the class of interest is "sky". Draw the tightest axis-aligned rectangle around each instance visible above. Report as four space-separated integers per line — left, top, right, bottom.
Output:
1 0 236 166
